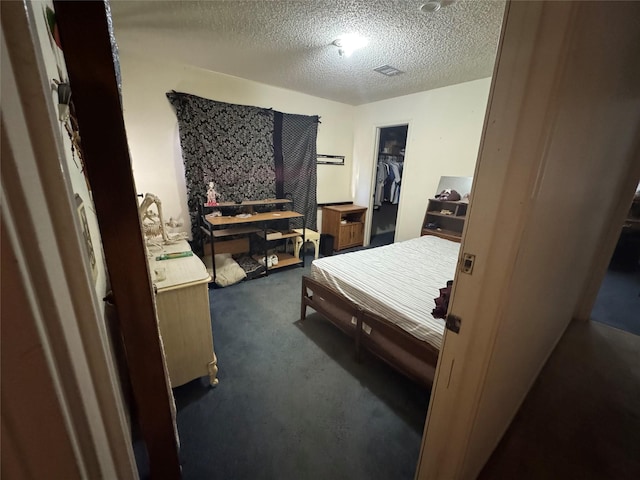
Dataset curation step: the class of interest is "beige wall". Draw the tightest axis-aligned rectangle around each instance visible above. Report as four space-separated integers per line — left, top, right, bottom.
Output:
352 78 491 242
118 50 491 240
119 51 356 232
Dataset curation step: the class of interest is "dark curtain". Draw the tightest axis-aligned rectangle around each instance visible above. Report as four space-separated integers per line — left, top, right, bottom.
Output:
167 91 318 242
279 113 319 230
167 92 275 244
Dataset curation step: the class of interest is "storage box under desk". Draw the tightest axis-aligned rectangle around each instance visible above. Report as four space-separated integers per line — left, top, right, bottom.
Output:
214 237 250 255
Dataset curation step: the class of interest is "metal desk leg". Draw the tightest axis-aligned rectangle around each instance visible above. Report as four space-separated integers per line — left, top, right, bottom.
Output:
208 222 217 282
200 222 205 256
263 222 269 276
302 215 306 268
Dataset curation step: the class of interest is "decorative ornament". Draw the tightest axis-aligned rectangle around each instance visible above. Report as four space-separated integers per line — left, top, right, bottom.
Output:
206 181 218 206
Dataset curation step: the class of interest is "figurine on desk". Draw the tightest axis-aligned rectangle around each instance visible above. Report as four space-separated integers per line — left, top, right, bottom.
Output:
206 181 218 207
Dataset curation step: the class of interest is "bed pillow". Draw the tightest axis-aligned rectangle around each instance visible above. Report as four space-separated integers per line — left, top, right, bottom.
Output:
214 253 246 287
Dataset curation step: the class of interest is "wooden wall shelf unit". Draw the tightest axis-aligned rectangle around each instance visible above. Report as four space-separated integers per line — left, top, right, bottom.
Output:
322 204 367 251
201 199 306 282
421 199 468 243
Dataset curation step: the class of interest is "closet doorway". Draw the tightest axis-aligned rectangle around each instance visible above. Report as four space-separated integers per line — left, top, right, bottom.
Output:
370 124 408 247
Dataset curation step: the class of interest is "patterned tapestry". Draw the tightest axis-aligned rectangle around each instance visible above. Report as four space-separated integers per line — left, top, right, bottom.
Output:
280 112 319 230
167 91 318 245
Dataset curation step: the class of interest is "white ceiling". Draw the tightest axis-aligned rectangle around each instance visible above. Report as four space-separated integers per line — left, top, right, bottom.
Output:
110 0 505 106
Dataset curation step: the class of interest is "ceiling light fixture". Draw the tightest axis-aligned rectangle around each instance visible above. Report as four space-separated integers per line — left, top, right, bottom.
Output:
332 33 368 58
420 1 442 13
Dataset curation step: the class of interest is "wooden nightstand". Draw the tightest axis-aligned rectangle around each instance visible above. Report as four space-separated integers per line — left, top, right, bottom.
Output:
322 205 368 251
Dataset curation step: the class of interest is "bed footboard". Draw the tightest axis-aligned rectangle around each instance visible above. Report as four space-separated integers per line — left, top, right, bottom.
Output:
301 275 439 387
359 309 439 386
301 275 362 341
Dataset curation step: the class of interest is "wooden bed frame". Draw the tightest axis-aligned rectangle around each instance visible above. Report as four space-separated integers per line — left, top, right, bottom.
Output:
301 275 440 387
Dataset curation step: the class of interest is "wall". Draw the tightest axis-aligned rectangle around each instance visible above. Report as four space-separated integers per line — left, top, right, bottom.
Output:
352 78 491 242
32 0 109 299
118 51 355 231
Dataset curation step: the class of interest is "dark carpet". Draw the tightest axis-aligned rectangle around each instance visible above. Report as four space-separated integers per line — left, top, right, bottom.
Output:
172 253 430 480
370 203 398 239
480 320 640 479
481 236 640 478
369 231 395 248
591 267 640 335
591 230 640 336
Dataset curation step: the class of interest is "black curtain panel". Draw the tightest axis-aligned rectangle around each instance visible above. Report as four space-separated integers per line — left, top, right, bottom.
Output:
280 113 319 230
167 91 318 242
167 92 275 244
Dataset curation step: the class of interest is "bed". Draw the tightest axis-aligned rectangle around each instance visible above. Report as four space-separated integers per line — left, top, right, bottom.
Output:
301 235 460 387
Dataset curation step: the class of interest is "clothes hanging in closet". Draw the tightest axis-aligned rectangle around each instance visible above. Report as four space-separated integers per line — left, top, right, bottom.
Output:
374 156 403 208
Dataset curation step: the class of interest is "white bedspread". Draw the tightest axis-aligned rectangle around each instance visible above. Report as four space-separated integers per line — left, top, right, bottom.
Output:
310 235 460 349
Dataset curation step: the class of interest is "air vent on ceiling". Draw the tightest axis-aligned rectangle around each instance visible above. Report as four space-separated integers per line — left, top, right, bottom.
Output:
373 65 405 77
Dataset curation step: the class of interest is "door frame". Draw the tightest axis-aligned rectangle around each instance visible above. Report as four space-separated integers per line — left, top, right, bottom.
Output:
365 122 410 246
1 3 137 477
51 2 182 477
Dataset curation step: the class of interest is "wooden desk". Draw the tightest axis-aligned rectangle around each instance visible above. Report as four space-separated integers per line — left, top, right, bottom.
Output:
208 198 291 209
203 209 306 281
205 210 303 227
148 241 218 387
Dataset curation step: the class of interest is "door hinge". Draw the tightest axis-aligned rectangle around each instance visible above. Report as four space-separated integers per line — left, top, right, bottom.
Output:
446 314 461 334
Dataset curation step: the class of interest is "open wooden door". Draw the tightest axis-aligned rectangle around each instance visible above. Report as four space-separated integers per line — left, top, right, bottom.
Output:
52 2 182 478
416 1 640 478
2 1 143 477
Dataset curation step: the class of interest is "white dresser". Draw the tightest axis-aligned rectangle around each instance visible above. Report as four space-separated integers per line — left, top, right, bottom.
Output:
148 240 218 387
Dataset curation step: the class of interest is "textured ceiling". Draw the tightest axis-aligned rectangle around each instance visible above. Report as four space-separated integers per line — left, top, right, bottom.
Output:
110 0 505 105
